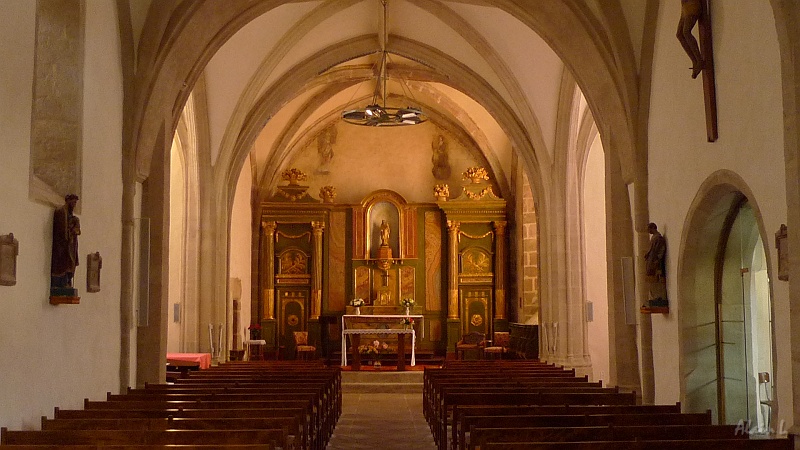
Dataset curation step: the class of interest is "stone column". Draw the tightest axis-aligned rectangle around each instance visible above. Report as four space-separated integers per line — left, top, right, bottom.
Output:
493 221 507 320
447 220 461 319
261 221 277 320
311 221 325 319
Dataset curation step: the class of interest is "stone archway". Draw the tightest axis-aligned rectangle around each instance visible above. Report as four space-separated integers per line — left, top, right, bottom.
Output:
677 170 778 424
124 0 643 387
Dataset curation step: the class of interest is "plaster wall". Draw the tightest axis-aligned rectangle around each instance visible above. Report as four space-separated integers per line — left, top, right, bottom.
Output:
0 1 123 429
167 141 186 352
647 0 789 423
230 156 253 343
286 122 490 204
584 138 609 384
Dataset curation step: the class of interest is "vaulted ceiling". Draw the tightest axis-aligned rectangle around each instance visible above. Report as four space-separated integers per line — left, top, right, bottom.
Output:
128 0 647 198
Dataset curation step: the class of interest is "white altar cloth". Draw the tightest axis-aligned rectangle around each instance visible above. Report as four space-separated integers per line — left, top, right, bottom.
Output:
340 314 424 367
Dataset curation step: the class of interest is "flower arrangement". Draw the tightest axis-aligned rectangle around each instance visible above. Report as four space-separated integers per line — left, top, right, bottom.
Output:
247 322 262 339
359 340 389 363
351 298 365 307
400 317 415 327
400 298 415 308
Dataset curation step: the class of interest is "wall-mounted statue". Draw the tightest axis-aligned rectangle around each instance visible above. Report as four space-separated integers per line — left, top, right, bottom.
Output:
0 233 19 286
644 222 667 307
316 124 337 174
431 134 451 180
51 194 80 291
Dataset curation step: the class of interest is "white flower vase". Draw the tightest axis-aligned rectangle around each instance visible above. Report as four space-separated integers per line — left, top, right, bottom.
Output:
405 307 411 316
355 307 361 315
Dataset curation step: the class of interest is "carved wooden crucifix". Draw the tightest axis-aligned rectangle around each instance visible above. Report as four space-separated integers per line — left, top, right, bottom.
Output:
698 0 718 142
678 0 718 142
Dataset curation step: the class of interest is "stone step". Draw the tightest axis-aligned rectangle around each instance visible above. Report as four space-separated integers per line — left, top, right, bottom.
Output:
341 370 424 394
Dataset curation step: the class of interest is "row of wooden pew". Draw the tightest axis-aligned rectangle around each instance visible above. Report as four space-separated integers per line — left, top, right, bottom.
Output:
423 360 794 450
1 360 340 450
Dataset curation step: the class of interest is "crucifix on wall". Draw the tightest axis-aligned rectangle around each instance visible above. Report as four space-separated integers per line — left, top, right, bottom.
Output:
677 0 718 142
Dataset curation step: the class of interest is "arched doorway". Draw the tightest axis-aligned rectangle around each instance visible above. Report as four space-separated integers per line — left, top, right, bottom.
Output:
716 198 773 428
679 174 775 429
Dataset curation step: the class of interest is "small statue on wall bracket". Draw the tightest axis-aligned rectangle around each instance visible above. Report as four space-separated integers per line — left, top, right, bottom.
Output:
0 233 19 286
643 222 668 311
50 194 81 303
86 251 102 293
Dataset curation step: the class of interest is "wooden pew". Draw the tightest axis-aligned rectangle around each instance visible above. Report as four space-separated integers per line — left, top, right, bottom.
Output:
469 424 743 450
434 391 637 449
481 436 795 450
458 412 713 450
1 428 287 447
451 403 686 449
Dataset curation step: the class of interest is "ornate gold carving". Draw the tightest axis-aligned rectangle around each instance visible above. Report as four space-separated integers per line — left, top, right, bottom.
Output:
463 167 489 183
461 247 492 274
275 187 310 202
279 249 308 275
281 168 308 185
276 231 311 242
287 314 299 326
319 185 337 203
460 230 494 240
434 184 450 200
470 314 484 327
463 186 495 200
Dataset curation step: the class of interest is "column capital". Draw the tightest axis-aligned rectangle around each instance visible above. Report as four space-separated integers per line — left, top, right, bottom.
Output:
261 220 277 233
493 220 508 234
311 220 325 232
447 220 460 232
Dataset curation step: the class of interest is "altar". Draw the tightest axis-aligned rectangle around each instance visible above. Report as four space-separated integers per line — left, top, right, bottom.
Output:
341 314 424 371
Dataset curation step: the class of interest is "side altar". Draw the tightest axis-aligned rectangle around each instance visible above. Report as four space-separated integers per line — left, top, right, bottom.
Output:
341 314 424 371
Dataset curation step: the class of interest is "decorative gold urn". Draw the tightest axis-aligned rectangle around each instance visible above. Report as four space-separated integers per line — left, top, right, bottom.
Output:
320 185 337 203
434 184 450 202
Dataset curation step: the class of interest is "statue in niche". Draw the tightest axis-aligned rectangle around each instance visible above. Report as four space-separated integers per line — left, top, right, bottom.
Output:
431 134 451 180
316 124 337 174
677 0 704 79
51 194 80 290
644 222 668 307
379 220 390 247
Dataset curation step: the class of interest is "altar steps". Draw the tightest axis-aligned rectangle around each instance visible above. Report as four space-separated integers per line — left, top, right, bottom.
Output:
341 369 425 393
323 350 445 368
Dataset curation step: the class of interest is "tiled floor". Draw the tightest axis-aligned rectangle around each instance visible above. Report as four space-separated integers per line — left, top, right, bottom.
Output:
327 393 436 449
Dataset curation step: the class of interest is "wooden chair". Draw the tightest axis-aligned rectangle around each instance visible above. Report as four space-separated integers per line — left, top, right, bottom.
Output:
455 332 485 360
293 331 316 360
483 332 510 359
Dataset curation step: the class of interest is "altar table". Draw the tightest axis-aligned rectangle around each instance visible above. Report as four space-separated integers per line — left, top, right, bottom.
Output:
340 314 423 371
166 352 211 369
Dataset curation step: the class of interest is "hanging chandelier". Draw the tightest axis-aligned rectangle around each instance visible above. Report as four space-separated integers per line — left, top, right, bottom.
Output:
341 0 427 127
